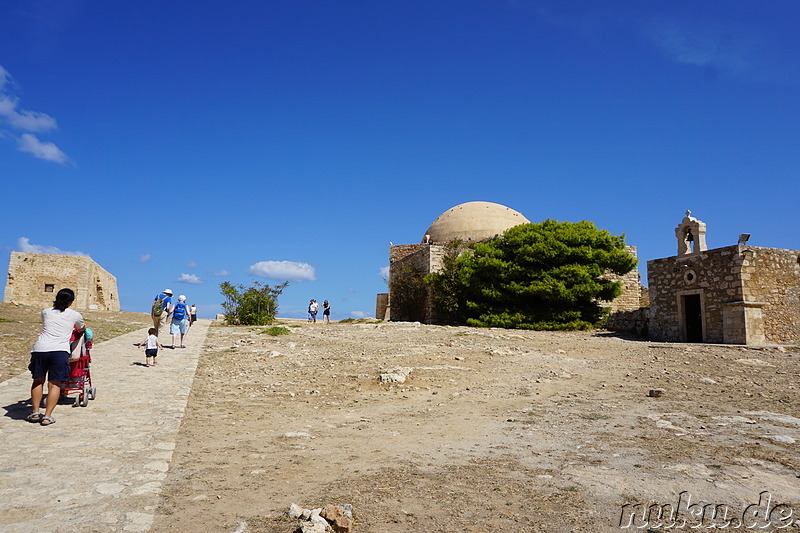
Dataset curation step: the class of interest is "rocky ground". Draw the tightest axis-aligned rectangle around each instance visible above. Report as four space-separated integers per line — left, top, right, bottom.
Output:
2 304 799 532
155 320 800 532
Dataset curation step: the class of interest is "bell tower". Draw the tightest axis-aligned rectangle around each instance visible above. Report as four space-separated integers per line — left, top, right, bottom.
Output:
675 210 707 255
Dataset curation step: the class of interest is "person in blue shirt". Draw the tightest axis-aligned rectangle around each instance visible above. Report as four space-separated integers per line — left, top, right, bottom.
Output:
170 294 190 348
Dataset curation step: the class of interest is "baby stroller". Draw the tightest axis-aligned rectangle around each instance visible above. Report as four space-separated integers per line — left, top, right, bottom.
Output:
61 328 96 407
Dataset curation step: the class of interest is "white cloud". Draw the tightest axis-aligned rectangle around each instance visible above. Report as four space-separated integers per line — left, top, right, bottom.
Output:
18 237 86 256
17 133 69 164
0 66 57 132
139 254 151 263
0 97 58 132
350 311 371 318
1 65 70 163
379 265 389 280
176 273 203 284
209 269 230 276
186 261 197 269
247 261 316 282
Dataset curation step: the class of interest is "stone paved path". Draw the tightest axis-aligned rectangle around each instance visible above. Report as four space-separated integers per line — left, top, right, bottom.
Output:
0 320 210 533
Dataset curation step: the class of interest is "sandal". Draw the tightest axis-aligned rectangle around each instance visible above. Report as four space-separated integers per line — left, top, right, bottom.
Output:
40 416 56 426
26 413 43 423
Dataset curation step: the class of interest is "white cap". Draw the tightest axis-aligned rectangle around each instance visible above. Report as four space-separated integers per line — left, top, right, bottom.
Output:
178 294 186 302
163 289 173 295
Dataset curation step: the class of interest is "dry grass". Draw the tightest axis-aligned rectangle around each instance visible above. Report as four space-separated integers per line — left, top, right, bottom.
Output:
0 302 151 382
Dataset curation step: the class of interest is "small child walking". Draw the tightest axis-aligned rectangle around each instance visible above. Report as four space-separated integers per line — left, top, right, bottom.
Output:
137 328 163 367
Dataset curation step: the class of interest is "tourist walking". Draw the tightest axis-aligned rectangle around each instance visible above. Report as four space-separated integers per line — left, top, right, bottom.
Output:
189 303 197 326
137 327 163 366
170 295 190 348
27 288 85 426
322 300 331 323
151 289 173 334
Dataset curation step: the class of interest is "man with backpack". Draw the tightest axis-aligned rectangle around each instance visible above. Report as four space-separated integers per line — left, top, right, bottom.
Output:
151 289 173 335
170 294 190 349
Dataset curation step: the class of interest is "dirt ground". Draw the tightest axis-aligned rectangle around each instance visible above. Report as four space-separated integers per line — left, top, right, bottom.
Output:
155 320 800 533
3 304 799 532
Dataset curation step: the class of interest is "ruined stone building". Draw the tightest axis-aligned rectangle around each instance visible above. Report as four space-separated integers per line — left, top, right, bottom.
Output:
4 252 120 311
647 211 800 345
377 201 643 323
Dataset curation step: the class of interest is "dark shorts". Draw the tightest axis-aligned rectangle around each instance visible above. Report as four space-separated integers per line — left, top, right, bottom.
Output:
29 351 70 382
323 309 330 316
145 349 158 358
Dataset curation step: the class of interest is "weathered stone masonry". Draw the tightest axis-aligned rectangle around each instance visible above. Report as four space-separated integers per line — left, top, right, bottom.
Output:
648 245 800 345
4 252 120 311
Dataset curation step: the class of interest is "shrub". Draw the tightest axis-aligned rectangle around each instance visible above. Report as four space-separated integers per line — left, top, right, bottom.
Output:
261 326 290 336
219 281 288 326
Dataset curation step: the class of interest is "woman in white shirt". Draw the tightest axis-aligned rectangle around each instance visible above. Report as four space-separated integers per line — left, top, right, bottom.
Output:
28 288 84 426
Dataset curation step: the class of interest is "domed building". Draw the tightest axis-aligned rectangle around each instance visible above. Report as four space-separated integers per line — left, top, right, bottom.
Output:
422 201 531 244
376 201 644 325
377 201 534 323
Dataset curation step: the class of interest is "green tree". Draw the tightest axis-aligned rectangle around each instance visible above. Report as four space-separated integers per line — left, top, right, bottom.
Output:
220 280 288 325
429 220 637 330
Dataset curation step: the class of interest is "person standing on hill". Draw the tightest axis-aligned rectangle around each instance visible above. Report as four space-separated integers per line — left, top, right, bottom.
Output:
189 303 197 326
28 288 85 426
322 300 331 324
151 289 173 335
308 299 319 323
170 295 190 348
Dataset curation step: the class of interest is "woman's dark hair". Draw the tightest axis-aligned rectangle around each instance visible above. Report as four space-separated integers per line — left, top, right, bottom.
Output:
53 288 75 312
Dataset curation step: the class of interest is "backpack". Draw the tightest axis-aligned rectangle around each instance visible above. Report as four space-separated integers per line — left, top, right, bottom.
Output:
172 302 187 320
151 295 164 317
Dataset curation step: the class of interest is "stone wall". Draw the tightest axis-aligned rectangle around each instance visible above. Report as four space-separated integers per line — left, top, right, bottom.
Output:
4 252 120 311
601 246 644 312
648 246 742 343
375 293 389 321
647 245 800 345
389 244 428 265
388 244 439 322
741 247 800 344
605 308 650 336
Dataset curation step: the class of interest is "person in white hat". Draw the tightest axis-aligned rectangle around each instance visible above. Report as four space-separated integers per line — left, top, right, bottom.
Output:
170 294 190 348
151 288 173 335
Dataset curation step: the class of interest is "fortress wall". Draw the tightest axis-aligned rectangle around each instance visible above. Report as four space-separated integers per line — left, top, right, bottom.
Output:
4 252 120 311
388 244 432 322
601 246 644 312
742 247 800 344
389 244 428 265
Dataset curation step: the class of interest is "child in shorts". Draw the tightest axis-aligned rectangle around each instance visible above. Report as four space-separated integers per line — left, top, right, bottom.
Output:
137 328 163 367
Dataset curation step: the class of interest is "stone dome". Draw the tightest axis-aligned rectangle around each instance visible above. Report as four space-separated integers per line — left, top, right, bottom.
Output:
422 201 530 243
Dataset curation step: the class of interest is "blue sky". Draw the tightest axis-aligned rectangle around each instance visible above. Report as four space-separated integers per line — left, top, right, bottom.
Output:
2 1 799 319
